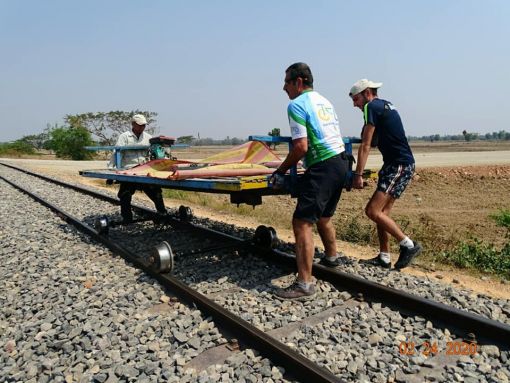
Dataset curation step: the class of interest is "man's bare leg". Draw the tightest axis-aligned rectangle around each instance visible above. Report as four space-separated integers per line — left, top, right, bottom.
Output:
376 197 396 253
365 190 421 269
317 217 337 258
292 217 314 283
365 191 405 242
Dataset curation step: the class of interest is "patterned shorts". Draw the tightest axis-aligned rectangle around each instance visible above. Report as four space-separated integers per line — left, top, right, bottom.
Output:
377 163 415 199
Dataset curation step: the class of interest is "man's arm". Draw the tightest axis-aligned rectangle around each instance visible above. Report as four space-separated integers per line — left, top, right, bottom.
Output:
276 137 307 173
353 124 375 189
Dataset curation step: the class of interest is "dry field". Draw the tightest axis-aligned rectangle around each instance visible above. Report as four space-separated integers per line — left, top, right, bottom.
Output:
2 140 510 298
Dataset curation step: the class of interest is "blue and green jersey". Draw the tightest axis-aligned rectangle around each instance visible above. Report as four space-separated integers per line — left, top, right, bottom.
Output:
287 90 344 167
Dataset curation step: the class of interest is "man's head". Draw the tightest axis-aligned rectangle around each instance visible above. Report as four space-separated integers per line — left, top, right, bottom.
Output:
349 79 382 110
131 114 147 137
284 62 314 100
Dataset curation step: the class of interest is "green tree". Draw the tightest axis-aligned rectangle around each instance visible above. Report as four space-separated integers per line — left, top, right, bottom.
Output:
268 128 281 149
64 110 158 145
48 126 94 160
18 132 51 149
177 135 195 144
231 137 243 145
462 130 478 142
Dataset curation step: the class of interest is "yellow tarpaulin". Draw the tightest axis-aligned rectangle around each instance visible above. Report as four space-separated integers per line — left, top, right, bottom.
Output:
118 141 288 180
197 141 281 164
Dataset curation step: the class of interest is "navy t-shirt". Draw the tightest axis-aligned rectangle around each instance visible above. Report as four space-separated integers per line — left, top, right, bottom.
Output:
363 98 414 165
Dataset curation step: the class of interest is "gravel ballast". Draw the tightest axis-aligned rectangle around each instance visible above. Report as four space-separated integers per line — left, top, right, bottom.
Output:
1 165 509 382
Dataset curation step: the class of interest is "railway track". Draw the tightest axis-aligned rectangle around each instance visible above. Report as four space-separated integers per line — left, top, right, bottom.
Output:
1 162 509 383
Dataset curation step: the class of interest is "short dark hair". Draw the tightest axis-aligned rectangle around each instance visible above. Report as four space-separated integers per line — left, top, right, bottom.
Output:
365 88 378 97
286 62 313 88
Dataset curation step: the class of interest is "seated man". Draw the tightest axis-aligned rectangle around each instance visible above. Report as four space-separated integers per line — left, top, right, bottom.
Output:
111 114 166 222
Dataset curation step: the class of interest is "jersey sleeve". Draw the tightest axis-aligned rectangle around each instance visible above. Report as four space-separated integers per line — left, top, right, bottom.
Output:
363 100 384 126
363 102 376 126
287 102 308 140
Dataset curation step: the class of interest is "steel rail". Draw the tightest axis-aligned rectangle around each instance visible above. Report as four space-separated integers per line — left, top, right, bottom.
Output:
273 250 510 348
0 173 345 383
0 162 128 204
172 222 510 348
2 162 510 348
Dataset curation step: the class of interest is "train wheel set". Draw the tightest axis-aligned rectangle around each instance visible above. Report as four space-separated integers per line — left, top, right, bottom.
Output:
94 207 280 274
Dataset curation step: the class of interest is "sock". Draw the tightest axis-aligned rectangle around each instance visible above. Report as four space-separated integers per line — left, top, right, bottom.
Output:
325 252 342 261
378 252 391 263
400 236 414 249
297 280 313 291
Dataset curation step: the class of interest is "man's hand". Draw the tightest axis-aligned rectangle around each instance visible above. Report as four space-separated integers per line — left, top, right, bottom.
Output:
269 169 286 189
352 174 364 189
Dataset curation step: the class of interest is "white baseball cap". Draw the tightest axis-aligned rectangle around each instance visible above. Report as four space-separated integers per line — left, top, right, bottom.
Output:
131 114 147 125
349 79 383 96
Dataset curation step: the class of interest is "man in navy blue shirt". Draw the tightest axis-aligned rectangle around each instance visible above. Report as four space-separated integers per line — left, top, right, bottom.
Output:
349 79 422 269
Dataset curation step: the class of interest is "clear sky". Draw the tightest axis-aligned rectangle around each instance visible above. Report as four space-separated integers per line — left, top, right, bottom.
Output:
1 0 509 142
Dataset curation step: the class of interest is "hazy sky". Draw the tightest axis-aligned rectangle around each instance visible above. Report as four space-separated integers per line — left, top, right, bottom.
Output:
1 0 509 142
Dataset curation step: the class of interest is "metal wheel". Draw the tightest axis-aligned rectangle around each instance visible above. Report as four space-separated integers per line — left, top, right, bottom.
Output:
178 205 193 222
148 241 174 273
94 216 109 235
253 225 278 249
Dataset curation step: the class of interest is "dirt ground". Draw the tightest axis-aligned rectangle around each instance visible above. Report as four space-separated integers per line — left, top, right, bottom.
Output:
2 142 510 299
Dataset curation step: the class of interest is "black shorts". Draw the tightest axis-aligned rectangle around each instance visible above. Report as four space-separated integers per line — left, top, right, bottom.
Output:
293 153 349 223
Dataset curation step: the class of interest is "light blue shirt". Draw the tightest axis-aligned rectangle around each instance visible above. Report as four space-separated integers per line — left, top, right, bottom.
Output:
288 90 344 167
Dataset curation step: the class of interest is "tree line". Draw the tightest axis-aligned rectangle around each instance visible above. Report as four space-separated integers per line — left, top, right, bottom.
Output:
409 130 510 142
1 111 249 160
1 109 509 160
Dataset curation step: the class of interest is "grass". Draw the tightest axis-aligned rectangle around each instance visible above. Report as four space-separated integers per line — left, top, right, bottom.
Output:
335 214 374 245
491 209 510 231
425 209 510 279
438 239 510 279
0 148 34 157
